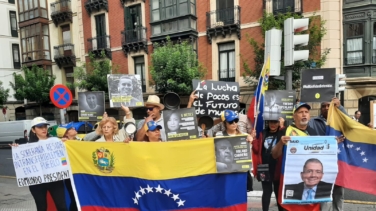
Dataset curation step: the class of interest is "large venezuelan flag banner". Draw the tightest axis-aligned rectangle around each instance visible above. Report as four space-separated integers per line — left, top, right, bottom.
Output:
65 139 248 211
327 103 376 196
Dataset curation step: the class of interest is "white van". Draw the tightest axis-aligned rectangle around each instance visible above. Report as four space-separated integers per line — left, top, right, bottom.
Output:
0 120 57 145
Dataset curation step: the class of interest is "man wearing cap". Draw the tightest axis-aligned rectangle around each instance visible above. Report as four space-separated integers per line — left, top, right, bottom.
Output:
135 95 166 141
308 98 348 211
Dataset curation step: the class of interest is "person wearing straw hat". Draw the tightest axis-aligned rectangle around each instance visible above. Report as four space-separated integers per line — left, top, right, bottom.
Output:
135 95 166 141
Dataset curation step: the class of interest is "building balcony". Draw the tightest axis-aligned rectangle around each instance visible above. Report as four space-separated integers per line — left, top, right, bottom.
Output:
87 35 111 59
50 0 72 26
84 0 108 15
206 6 241 44
121 27 148 56
218 69 236 82
120 0 144 4
54 44 76 68
264 0 302 15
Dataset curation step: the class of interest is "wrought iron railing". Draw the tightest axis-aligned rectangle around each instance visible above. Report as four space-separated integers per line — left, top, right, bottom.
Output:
50 0 71 15
54 43 75 58
206 6 241 29
272 0 302 15
87 35 111 51
121 27 147 44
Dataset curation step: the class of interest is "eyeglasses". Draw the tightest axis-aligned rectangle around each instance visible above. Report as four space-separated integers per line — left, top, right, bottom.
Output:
147 107 155 111
121 83 132 87
226 119 239 124
102 126 113 129
303 170 323 174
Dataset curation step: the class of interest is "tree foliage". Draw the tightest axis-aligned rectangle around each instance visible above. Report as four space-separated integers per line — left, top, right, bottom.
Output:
9 65 56 115
150 38 206 95
242 12 330 90
70 51 118 94
0 81 10 107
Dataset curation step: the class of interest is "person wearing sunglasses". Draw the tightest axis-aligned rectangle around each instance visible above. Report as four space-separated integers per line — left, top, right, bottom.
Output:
10 117 68 211
215 110 255 141
135 95 166 141
95 105 135 142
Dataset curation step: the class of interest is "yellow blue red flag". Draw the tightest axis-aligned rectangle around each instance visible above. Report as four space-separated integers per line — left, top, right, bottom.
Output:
327 103 376 196
65 139 248 211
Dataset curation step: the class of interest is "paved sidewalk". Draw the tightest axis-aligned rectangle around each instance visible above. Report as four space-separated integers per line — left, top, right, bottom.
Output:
1 177 376 211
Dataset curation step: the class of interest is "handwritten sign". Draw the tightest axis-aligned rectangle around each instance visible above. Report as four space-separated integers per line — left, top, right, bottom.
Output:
12 137 70 187
192 80 240 117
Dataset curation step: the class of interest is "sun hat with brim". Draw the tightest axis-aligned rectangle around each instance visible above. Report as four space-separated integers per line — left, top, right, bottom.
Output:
144 120 162 132
221 110 239 122
293 102 311 113
145 95 165 110
31 117 50 127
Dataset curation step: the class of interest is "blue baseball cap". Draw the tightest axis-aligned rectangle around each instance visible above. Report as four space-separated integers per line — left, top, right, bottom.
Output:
145 121 162 132
293 102 311 113
221 110 239 122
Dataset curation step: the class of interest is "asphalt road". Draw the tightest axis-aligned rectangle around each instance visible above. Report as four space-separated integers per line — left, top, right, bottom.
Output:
1 148 375 203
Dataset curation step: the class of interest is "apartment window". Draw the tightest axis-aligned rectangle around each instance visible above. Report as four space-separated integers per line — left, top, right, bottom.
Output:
10 11 18 37
20 23 51 62
150 0 197 36
345 23 364 65
17 0 48 22
134 56 146 92
12 44 21 69
218 42 235 81
9 0 15 4
373 22 376 64
65 67 75 98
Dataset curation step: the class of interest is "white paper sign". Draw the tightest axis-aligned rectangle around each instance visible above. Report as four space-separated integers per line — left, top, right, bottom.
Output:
282 136 338 204
12 137 70 187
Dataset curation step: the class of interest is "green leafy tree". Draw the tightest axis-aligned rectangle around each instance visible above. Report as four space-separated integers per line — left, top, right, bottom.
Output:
10 65 56 115
70 51 119 95
150 38 206 95
242 12 330 90
0 81 10 107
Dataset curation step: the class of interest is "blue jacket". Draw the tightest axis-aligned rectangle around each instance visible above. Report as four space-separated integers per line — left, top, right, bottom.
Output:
308 105 348 136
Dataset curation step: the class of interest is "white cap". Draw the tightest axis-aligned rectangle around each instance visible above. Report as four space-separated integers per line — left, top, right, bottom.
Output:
31 117 49 127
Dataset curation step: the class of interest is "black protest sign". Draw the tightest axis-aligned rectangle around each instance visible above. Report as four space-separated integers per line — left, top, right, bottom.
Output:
78 91 105 121
163 108 199 141
264 90 295 121
214 136 251 173
300 68 336 103
107 74 144 107
192 80 240 117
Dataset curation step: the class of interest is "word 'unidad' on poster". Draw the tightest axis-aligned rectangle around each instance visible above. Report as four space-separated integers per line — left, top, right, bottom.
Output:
12 138 70 187
282 136 338 205
163 108 199 141
192 80 240 117
214 136 251 173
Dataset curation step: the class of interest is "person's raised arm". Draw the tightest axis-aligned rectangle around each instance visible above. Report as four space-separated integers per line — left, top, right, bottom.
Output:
271 136 290 159
135 114 154 141
187 90 198 108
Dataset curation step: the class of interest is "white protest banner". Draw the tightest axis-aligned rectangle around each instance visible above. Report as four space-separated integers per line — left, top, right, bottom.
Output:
282 136 338 204
12 137 70 187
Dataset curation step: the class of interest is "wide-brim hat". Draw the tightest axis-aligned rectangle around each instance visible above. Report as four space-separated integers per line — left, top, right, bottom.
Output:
145 95 165 110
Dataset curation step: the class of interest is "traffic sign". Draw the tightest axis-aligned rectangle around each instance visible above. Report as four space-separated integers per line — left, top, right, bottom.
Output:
49 84 73 109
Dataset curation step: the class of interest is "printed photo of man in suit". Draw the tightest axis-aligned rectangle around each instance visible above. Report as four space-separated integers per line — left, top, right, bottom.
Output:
284 158 333 200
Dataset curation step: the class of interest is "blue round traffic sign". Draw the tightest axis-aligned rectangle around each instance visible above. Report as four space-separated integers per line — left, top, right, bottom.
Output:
49 84 73 109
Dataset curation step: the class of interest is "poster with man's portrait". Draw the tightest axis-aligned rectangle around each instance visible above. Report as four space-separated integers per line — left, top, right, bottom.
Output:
264 90 295 121
282 136 338 204
214 136 251 173
162 108 199 141
78 91 105 121
107 74 144 108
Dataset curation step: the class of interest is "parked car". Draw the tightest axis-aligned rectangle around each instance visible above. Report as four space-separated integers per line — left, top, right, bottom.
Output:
0 120 57 145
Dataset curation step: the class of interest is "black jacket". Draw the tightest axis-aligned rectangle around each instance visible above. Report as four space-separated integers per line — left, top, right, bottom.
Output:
284 181 333 200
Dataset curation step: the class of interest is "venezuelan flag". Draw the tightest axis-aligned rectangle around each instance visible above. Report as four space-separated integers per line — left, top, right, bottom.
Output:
247 56 270 138
327 102 376 196
65 139 248 211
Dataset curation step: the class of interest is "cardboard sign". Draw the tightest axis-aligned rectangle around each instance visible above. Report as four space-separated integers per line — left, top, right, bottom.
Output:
214 136 251 173
300 68 336 103
192 80 240 117
264 90 295 121
78 91 105 121
12 138 70 187
163 108 199 141
107 74 144 107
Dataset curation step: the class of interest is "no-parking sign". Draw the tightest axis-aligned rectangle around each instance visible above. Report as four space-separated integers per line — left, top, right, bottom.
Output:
49 84 73 109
